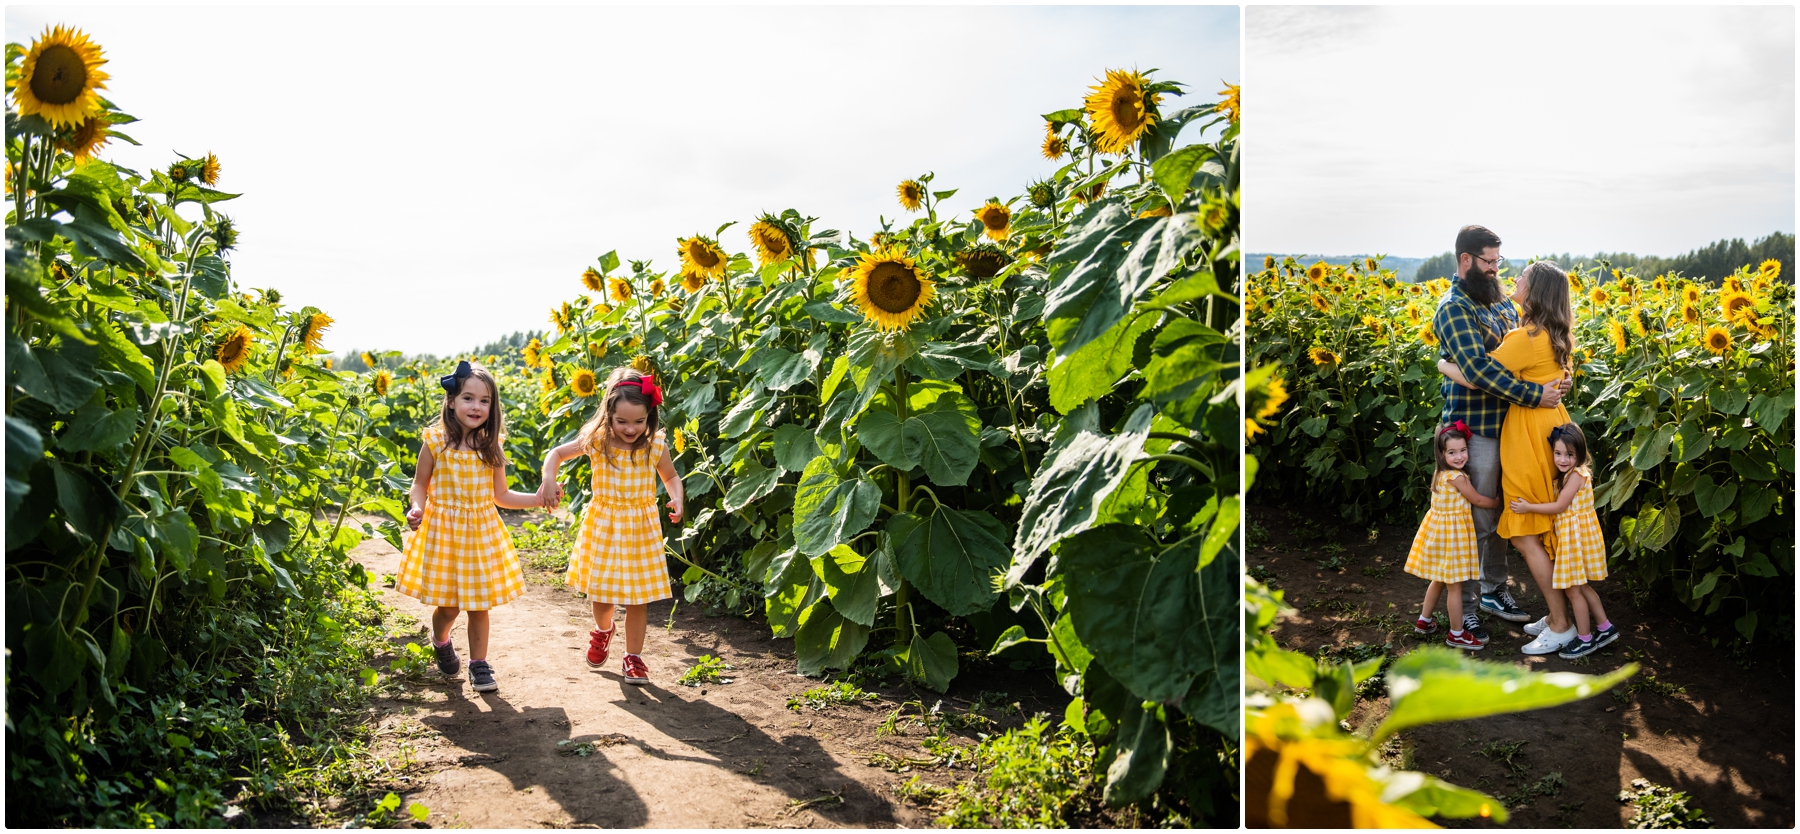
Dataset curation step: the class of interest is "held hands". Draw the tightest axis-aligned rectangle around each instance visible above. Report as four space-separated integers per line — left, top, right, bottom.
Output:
537 481 565 511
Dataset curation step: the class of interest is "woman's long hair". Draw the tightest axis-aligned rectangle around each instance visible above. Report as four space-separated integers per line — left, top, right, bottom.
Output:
432 364 507 468
574 367 661 469
1518 261 1574 373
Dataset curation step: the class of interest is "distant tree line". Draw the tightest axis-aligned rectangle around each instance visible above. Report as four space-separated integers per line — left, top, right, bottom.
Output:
1409 232 1794 286
334 329 546 372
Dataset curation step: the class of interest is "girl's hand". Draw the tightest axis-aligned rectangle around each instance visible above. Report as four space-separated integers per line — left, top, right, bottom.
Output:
407 505 425 531
1509 497 1532 515
666 493 685 524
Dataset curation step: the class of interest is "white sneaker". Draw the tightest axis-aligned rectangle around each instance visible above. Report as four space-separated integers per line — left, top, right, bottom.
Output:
1523 616 1549 637
1521 627 1576 656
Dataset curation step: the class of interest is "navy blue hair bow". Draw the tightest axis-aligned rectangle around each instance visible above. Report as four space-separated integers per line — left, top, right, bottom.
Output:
1549 426 1568 445
440 360 471 393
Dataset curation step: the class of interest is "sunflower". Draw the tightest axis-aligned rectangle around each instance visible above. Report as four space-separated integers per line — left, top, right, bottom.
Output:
1245 419 1266 441
1418 324 1438 346
1651 276 1667 293
1244 713 1439 828
1759 259 1782 281
322 358 333 370
678 235 728 279
373 370 392 396
1567 272 1583 293
1409 284 1425 296
1607 319 1627 354
608 275 634 304
596 303 613 316
540 368 557 394
1404 306 1422 325
1681 284 1702 304
1702 326 1732 356
582 267 604 292
648 278 666 299
749 216 797 266
361 351 378 368
571 368 598 398
1256 377 1289 421
1215 81 1241 123
211 217 238 252
522 338 544 368
1720 291 1757 326
16 26 110 130
1723 275 1745 294
1263 255 1276 271
1362 315 1384 337
1309 293 1329 314
1627 307 1647 338
167 162 190 184
1138 204 1172 219
897 180 924 212
1306 261 1327 283
626 336 641 350
1307 346 1339 367
850 247 935 332
1027 179 1057 209
630 354 654 374
57 114 111 162
215 326 254 373
299 312 333 353
1084 68 1160 155
1040 127 1068 160
589 340 608 360
200 153 221 186
973 201 1011 241
680 269 707 293
1681 301 1701 325
956 243 1012 279
1587 288 1608 307
672 428 687 454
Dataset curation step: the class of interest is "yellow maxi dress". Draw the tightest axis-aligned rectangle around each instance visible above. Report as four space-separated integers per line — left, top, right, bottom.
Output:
395 423 524 610
1404 470 1482 583
1549 467 1609 588
1490 327 1570 542
566 432 673 605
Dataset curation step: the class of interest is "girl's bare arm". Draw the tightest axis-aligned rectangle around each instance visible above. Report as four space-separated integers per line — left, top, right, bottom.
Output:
539 438 587 508
1509 471 1585 515
406 444 437 529
1437 358 1475 389
1451 474 1499 509
491 459 545 510
656 446 685 523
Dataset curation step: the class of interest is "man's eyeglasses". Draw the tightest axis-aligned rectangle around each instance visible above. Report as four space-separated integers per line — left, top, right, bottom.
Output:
1472 253 1507 270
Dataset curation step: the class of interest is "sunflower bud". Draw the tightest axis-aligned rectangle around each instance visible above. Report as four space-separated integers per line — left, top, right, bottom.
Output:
347 394 361 407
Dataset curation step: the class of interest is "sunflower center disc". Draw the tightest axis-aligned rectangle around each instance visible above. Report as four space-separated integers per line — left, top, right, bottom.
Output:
982 211 1005 231
1111 91 1143 131
31 45 88 105
690 244 721 269
868 263 920 313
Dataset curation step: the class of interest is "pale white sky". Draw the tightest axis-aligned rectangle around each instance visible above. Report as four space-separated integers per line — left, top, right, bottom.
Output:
9 5 1239 356
1245 5 1794 259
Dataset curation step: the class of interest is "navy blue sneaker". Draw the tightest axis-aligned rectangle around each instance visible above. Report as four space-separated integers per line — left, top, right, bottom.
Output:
1480 589 1532 623
1592 623 1621 651
433 639 460 676
469 660 499 692
1558 636 1601 660
1461 613 1490 645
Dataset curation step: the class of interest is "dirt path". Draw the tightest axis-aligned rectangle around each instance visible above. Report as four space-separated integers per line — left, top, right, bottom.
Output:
1248 504 1793 829
349 513 1065 828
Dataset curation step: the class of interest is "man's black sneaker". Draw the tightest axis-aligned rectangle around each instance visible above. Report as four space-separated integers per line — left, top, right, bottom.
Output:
1480 589 1532 623
1461 614 1490 645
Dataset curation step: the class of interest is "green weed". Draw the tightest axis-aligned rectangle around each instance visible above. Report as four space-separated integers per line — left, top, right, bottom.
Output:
1618 778 1711 828
936 716 1095 828
677 655 735 687
787 681 877 712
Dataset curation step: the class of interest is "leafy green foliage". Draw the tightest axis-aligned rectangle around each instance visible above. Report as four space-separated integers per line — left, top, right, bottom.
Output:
1618 778 1713 829
785 680 877 712
676 654 735 687
937 716 1095 828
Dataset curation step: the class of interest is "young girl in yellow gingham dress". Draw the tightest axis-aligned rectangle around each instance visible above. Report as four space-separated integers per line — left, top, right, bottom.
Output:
540 368 685 685
1508 422 1619 659
1406 422 1501 651
399 362 555 693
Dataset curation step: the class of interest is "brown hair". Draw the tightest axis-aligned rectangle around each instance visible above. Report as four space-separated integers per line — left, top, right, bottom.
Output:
1549 422 1590 493
575 367 662 469
1518 261 1574 373
1433 424 1471 476
431 364 506 468
1455 225 1505 305
1455 225 1502 261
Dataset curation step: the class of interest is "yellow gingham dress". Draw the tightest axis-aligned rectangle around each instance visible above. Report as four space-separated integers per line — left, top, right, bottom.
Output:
566 432 673 605
1550 468 1608 589
1403 470 1482 583
394 424 524 610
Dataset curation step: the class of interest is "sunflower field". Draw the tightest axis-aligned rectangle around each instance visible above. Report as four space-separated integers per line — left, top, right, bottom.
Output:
1245 257 1795 648
371 70 1244 820
7 28 415 825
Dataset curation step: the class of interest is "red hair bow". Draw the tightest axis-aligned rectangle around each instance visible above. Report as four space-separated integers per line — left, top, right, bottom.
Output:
617 374 664 406
1440 420 1471 439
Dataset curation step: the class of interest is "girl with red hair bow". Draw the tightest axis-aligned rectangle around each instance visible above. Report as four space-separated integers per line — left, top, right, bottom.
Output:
540 367 684 684
1404 421 1501 651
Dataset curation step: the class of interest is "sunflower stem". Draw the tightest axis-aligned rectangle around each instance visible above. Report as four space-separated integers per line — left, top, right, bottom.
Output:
893 366 913 648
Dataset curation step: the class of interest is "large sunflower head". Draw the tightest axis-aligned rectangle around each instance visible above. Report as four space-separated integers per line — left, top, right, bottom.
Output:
215 326 254 373
373 370 392 397
1589 288 1609 306
956 243 1013 279
608 275 634 304
973 201 1012 242
16 26 110 130
1041 126 1069 160
896 180 925 212
1681 301 1701 325
680 269 707 294
749 215 798 266
1607 319 1627 354
850 247 936 332
571 368 598 398
1702 326 1732 356
1216 82 1241 124
1405 305 1422 325
1418 323 1438 346
678 235 728 279
582 267 604 293
56 114 111 162
1680 284 1701 305
1567 272 1584 293
1084 68 1161 155
298 312 333 353
1758 259 1782 281
1307 346 1340 367
1720 290 1757 326
1306 261 1328 283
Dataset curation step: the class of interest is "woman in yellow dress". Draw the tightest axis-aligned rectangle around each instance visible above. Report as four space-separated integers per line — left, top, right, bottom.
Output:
1438 261 1577 655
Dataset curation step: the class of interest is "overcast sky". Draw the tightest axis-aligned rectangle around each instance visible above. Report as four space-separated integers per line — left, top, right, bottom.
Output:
1245 5 1794 260
9 5 1238 356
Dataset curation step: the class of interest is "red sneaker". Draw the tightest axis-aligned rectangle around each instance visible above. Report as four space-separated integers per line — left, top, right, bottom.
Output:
586 628 613 668
1445 630 1485 651
622 654 649 685
1413 617 1438 636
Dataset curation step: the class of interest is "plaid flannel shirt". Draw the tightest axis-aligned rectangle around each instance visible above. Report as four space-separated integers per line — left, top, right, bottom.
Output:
1434 278 1543 438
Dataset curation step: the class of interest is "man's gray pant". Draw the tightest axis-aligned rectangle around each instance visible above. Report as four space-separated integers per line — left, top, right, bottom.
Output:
1460 434 1509 618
